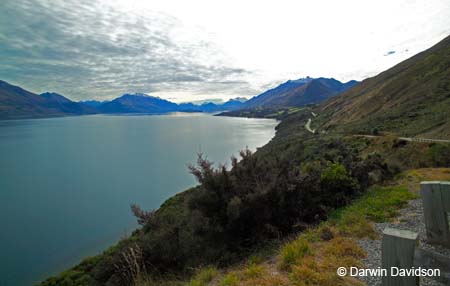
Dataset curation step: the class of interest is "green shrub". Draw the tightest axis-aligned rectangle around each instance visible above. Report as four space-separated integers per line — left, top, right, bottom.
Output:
320 163 360 207
427 143 450 167
189 266 218 286
220 274 239 286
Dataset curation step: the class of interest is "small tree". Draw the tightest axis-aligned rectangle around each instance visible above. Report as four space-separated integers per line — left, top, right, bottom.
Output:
130 204 155 226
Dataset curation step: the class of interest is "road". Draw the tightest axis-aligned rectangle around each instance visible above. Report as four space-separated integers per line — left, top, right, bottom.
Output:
304 113 450 143
305 118 315 134
353 134 450 143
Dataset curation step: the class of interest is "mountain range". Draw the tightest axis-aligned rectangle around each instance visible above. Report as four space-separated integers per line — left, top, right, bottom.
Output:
0 76 357 120
242 77 358 108
0 81 96 120
39 34 450 286
0 83 249 119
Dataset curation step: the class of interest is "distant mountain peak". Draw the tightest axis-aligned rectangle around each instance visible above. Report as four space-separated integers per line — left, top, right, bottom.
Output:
227 97 248 103
121 93 160 99
40 92 72 103
243 77 358 109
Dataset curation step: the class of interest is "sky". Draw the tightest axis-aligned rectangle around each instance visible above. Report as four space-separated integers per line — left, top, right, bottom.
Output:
0 0 449 102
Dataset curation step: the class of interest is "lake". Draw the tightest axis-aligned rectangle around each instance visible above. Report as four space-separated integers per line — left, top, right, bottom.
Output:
0 113 277 286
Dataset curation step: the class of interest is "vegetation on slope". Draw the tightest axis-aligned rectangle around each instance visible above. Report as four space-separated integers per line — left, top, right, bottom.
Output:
175 168 450 286
42 35 450 286
318 35 450 139
218 106 308 120
41 114 450 286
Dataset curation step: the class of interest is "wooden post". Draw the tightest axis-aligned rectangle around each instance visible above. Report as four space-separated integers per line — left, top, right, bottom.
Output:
440 182 450 212
420 181 450 247
382 228 419 286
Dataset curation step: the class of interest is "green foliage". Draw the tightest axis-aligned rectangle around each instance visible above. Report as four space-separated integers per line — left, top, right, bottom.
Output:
320 163 359 207
243 263 265 279
427 143 450 167
220 273 239 286
279 238 312 270
218 106 306 120
319 36 450 139
40 35 450 286
44 134 392 286
331 186 418 230
189 266 218 286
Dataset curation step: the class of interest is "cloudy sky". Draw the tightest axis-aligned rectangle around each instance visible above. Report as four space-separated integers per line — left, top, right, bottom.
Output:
0 0 449 102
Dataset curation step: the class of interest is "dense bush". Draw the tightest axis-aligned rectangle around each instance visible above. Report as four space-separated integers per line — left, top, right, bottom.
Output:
42 133 392 286
427 143 450 166
84 137 390 286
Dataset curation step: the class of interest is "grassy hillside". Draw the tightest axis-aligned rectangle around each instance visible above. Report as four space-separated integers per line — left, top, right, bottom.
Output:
318 35 450 139
41 35 450 286
40 112 450 286
180 168 450 286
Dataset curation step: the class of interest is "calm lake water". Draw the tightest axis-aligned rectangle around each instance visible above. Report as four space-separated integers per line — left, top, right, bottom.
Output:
0 113 277 286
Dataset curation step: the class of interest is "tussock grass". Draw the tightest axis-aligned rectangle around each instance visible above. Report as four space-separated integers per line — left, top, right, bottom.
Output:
276 178 420 286
278 238 313 270
220 273 239 286
189 267 219 286
163 168 449 286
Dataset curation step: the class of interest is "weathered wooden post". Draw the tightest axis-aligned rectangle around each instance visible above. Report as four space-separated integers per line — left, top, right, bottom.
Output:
420 181 450 247
382 228 419 286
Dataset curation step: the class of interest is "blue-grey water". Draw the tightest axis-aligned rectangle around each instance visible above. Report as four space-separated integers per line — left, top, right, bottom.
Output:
0 113 277 286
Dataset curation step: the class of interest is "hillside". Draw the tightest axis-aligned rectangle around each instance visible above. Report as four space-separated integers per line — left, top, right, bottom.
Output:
318 35 450 139
0 80 67 119
0 81 98 119
99 93 180 114
243 77 358 108
40 36 450 286
41 92 97 114
182 168 450 286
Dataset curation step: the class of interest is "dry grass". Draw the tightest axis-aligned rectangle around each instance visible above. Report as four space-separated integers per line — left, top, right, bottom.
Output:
394 168 450 193
146 168 450 286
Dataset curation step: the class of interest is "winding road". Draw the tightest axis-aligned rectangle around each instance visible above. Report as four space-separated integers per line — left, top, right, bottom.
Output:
305 118 316 134
354 135 450 143
305 113 450 143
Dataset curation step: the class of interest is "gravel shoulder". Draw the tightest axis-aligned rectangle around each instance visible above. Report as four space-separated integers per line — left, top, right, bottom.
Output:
357 197 450 286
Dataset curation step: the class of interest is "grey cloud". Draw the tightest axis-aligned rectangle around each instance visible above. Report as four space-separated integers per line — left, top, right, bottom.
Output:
0 0 257 100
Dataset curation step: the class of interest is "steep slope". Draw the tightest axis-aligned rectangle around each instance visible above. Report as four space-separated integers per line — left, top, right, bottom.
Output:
243 77 313 107
41 92 97 114
0 80 66 119
99 93 179 114
319 35 450 139
243 77 357 108
39 36 450 286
